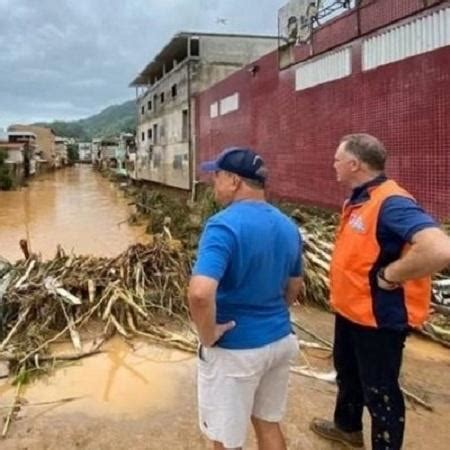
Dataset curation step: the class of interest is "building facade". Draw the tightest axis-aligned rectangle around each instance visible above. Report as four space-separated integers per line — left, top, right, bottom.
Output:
78 142 92 162
7 131 38 177
8 125 57 170
54 137 69 167
196 0 450 220
130 32 278 190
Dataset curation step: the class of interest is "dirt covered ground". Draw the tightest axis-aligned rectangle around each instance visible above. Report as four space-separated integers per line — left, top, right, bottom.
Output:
1 306 449 450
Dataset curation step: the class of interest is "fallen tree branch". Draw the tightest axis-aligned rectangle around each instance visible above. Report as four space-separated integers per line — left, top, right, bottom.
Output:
291 320 333 349
0 396 83 410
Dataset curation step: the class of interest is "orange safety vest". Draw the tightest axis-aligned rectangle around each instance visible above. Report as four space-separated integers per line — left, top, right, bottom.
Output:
330 179 431 328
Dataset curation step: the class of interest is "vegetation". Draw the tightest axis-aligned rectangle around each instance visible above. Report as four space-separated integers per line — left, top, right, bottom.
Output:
33 100 136 140
0 148 13 190
67 144 79 162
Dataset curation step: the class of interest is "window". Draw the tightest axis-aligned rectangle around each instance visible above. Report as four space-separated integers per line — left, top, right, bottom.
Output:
147 100 152 111
153 152 161 168
153 124 158 144
147 129 152 140
171 84 177 98
210 102 218 118
182 109 188 140
141 106 145 115
141 132 145 142
220 93 239 115
173 154 183 170
160 92 165 103
190 38 199 56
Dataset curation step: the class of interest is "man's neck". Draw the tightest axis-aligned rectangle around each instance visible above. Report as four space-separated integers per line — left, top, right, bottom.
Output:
350 171 384 189
233 190 266 203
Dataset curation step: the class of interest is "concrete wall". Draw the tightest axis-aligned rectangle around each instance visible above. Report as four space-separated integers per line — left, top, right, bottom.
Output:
4 147 24 164
196 1 450 220
199 35 277 66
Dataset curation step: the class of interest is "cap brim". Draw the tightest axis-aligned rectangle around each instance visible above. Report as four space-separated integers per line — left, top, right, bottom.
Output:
200 160 219 172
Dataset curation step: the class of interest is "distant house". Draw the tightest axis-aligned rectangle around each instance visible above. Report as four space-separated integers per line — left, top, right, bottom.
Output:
6 131 38 177
78 142 92 162
0 142 26 185
130 31 278 190
54 137 68 167
8 125 57 170
92 138 119 170
117 133 135 176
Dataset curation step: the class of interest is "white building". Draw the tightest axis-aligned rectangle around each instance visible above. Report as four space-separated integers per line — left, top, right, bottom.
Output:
130 31 278 190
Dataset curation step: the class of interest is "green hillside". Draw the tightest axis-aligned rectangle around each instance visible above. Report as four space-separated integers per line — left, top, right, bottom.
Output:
34 100 136 140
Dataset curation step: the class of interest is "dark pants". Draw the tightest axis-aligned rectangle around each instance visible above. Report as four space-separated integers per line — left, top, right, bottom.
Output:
333 314 407 450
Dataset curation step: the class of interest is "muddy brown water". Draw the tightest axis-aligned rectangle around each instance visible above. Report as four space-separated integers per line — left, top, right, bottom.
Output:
0 337 193 417
0 165 149 261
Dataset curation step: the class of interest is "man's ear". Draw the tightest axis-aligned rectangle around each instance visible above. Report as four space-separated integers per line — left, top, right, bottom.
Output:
232 174 242 187
350 158 361 172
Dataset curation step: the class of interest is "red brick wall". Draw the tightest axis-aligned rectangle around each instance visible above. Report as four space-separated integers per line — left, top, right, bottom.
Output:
196 3 450 220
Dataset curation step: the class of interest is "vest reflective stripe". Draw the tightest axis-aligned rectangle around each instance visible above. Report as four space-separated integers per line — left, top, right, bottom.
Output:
330 180 431 328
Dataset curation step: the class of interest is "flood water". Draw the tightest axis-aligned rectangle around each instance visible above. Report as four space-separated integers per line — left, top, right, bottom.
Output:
0 165 149 261
0 337 193 418
0 166 192 421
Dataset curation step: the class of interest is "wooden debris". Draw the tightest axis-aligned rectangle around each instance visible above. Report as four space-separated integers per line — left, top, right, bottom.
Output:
0 237 195 377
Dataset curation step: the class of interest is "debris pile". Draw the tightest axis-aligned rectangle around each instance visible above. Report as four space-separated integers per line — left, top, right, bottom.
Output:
0 238 196 380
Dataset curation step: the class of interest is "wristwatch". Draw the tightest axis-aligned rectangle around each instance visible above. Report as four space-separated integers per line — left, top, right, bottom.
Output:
377 267 400 289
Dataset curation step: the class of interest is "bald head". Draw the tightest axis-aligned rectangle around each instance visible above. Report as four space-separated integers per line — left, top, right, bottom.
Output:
340 134 387 171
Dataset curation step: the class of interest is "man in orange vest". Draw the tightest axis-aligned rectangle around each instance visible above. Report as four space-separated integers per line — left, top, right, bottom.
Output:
310 134 450 449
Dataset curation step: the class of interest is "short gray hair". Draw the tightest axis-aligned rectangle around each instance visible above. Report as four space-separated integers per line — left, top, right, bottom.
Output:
340 133 387 171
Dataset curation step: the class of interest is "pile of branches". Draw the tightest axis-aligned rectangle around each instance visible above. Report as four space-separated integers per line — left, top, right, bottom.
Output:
289 207 339 310
0 238 196 378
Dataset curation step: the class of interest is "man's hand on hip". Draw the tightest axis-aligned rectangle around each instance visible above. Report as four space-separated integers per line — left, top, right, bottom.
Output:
201 321 236 347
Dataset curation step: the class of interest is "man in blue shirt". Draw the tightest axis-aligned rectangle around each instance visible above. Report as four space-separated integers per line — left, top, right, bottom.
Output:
188 147 303 450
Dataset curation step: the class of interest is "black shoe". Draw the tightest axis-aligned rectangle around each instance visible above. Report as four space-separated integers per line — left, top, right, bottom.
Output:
310 418 364 448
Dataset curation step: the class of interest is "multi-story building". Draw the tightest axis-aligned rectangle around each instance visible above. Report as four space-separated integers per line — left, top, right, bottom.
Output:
0 136 25 185
78 142 92 162
54 137 68 167
8 125 57 170
130 31 278 190
7 131 38 176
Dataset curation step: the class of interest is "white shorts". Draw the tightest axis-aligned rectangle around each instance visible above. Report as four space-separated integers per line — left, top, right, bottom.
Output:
197 333 299 449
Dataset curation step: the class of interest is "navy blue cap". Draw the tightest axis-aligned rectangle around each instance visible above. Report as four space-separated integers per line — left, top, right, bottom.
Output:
200 147 267 183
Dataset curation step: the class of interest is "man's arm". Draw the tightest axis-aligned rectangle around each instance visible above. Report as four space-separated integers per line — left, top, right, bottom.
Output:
286 276 303 305
188 275 235 347
384 227 450 283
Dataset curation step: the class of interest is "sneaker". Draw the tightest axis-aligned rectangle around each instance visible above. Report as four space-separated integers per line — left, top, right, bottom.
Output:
310 418 364 448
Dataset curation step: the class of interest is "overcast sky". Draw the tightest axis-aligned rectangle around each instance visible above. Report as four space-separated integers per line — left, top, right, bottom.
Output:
0 0 286 129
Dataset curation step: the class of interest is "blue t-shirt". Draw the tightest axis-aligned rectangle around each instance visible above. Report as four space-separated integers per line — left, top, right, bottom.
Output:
192 200 302 349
